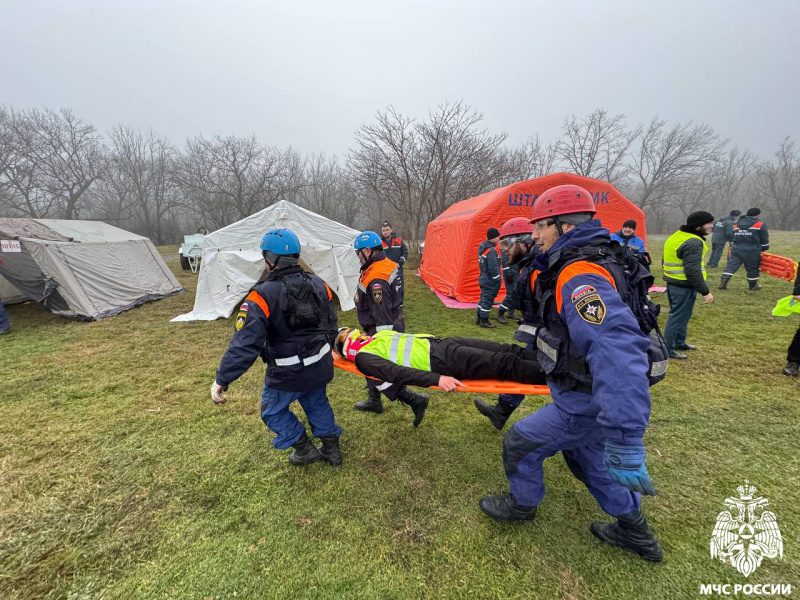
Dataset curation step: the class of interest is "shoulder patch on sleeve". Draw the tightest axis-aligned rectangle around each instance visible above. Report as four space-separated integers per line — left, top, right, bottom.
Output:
371 283 383 304
235 310 248 331
575 293 606 325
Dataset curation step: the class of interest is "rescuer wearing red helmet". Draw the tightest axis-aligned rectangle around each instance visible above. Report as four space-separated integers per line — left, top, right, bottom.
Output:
495 217 530 325
479 184 664 562
473 216 541 429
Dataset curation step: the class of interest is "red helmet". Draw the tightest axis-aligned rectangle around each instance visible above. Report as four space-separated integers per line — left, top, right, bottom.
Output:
530 184 596 223
499 217 535 238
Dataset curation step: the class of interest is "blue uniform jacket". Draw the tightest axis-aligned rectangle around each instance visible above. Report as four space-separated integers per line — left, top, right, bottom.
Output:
216 269 337 392
478 240 501 287
532 221 651 443
610 231 646 253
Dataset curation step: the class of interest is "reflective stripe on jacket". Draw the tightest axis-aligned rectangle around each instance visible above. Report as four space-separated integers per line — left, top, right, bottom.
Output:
358 330 434 371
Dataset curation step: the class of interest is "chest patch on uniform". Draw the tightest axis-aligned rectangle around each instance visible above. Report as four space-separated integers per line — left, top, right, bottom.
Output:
371 282 383 303
575 293 605 325
571 285 596 303
235 311 247 331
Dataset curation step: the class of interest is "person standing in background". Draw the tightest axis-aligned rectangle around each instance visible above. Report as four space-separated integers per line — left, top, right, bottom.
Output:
476 228 502 328
707 210 741 268
610 220 646 253
662 212 715 360
380 220 409 306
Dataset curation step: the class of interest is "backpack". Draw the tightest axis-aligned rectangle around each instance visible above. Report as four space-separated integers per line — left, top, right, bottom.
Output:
278 272 327 332
553 240 669 386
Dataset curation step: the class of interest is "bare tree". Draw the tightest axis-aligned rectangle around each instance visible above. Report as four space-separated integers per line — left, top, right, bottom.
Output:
348 102 507 248
556 108 639 185
99 126 180 244
30 108 106 219
498 135 558 186
758 137 800 229
173 135 305 230
630 118 726 213
0 107 57 217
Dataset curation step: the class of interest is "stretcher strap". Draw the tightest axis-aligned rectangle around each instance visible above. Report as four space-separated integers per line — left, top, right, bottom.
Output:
333 355 551 395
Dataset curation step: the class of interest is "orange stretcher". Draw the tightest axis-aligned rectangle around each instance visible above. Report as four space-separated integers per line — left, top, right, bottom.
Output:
333 355 551 395
760 253 798 282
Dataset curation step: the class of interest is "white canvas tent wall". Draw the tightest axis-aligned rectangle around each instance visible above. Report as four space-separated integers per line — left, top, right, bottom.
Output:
0 218 183 320
172 201 361 322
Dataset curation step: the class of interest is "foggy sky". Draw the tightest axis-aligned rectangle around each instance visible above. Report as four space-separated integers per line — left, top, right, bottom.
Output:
2 0 798 159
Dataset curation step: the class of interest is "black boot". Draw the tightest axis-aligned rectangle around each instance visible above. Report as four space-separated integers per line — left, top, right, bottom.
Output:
479 493 537 522
748 279 762 291
590 510 664 562
718 275 731 290
495 311 508 325
475 313 481 325
354 387 384 413
398 387 429 427
318 435 343 466
507 308 517 320
478 317 496 329
783 361 799 377
473 398 516 430
288 431 322 466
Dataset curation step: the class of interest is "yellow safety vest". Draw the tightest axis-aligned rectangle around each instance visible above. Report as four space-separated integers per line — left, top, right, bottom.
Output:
358 330 434 371
663 230 708 281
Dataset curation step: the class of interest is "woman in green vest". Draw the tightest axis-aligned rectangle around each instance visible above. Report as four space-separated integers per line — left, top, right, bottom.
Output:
662 211 715 359
335 328 546 395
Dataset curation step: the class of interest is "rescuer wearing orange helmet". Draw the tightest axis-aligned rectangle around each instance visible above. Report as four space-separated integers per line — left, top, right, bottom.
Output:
479 184 664 562
495 217 529 324
474 216 540 429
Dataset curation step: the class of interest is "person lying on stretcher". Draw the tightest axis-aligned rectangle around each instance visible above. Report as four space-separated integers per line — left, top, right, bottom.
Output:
334 328 547 392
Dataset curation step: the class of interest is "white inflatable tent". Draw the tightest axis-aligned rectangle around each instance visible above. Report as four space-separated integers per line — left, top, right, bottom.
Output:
0 218 183 320
172 200 361 322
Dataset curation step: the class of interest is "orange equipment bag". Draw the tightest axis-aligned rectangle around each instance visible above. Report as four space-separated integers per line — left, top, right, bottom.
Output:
333 355 551 395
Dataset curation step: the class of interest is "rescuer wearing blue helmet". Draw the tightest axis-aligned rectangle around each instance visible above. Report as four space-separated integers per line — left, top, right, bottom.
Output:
351 230 428 425
211 228 344 466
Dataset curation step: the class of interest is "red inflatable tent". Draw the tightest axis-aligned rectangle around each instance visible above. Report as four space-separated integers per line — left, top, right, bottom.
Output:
419 173 645 304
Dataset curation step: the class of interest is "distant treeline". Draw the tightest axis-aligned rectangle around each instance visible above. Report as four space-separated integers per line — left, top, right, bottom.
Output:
1 103 798 246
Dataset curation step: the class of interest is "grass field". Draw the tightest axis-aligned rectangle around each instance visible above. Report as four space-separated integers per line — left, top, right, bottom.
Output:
1 233 799 599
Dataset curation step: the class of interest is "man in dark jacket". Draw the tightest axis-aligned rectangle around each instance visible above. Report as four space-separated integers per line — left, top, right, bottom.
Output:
211 229 343 466
610 220 646 253
351 231 428 423
380 220 409 305
477 228 502 328
707 210 741 268
720 208 770 291
662 212 715 360
335 328 546 413
783 268 800 377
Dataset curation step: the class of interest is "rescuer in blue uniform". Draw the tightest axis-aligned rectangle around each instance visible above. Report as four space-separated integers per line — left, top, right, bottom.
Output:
479 185 663 562
474 217 540 429
380 220 409 306
476 228 502 328
719 207 770 291
351 230 429 425
210 228 343 467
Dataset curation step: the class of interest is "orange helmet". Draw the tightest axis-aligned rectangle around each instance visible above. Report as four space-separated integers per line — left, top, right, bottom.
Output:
530 185 596 224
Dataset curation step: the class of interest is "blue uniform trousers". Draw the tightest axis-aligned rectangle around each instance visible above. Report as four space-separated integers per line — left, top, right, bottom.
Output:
503 402 640 517
707 242 726 268
723 247 761 280
0 299 9 333
663 284 697 350
477 281 501 318
260 384 342 449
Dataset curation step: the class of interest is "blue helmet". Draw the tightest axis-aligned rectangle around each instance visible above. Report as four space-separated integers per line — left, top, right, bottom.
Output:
260 229 301 255
354 231 382 250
